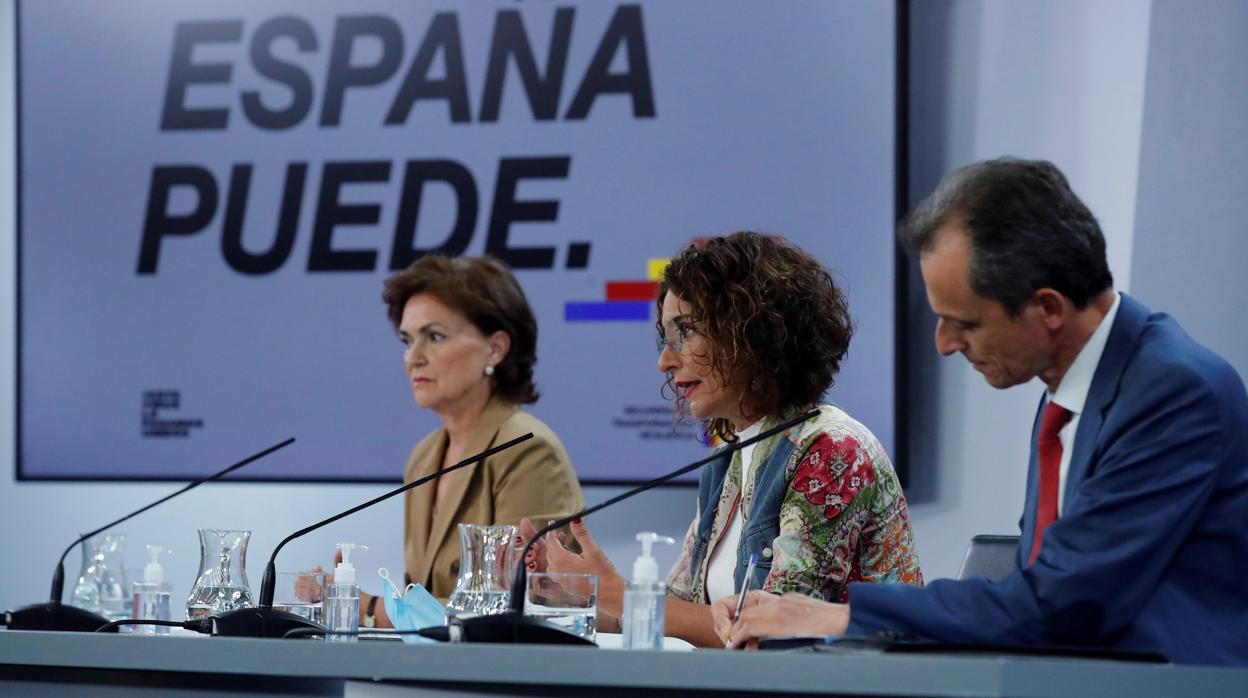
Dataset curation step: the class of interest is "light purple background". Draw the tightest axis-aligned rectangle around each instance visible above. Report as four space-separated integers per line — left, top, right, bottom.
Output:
18 0 896 481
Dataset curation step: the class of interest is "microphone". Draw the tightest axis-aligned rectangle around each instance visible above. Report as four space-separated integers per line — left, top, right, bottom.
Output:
2 438 296 632
209 432 535 638
419 410 819 645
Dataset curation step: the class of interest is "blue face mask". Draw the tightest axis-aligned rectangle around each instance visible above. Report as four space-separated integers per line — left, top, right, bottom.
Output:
378 568 445 644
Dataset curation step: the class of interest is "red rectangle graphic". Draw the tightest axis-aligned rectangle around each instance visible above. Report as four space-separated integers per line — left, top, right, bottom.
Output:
605 281 660 301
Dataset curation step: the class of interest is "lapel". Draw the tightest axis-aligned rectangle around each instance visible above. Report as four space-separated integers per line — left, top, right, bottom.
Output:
1020 394 1047 567
407 431 445 589
1021 293 1150 564
1062 294 1149 507
421 396 518 579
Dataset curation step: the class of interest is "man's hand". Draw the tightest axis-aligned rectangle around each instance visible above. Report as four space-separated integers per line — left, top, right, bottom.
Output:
712 591 850 649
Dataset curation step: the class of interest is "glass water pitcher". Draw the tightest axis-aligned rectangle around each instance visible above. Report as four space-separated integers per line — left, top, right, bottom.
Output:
71 532 129 620
444 524 518 622
186 528 254 620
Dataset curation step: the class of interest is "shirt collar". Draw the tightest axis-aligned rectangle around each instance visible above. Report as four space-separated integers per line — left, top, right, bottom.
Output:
1049 291 1121 415
737 419 764 441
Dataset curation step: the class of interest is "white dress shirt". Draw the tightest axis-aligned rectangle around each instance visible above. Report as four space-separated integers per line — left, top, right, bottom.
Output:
704 420 763 603
1047 292 1121 514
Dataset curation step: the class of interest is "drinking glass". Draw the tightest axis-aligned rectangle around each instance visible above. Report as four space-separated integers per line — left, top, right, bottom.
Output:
524 572 598 642
272 571 326 625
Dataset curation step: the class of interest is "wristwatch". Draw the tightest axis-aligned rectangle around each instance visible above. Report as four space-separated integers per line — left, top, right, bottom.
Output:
363 595 379 628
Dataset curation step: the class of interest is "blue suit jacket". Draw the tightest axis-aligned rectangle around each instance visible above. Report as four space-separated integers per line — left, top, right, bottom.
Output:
847 294 1248 665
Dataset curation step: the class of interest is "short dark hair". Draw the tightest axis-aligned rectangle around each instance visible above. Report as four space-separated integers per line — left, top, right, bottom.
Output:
657 232 854 442
899 157 1113 315
382 255 539 404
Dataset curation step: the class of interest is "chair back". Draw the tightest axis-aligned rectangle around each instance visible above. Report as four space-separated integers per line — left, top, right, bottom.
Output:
956 535 1019 581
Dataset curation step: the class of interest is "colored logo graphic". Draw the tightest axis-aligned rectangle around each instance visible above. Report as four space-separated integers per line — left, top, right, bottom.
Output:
564 258 669 322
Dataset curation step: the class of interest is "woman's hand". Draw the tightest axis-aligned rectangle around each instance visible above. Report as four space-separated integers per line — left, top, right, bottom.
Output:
712 591 850 649
516 519 571 574
294 568 326 603
528 518 626 618
518 518 558 574
299 548 343 601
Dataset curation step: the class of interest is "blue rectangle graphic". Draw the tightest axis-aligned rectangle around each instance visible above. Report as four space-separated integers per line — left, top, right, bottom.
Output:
564 301 651 322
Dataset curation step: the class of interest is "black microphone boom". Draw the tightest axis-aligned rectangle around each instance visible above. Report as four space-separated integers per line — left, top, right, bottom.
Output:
418 410 820 645
210 432 535 638
2 438 296 632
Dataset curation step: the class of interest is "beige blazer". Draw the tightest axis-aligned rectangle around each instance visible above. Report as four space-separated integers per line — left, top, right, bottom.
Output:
402 397 584 600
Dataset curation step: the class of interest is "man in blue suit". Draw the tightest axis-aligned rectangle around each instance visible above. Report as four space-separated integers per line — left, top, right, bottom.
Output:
713 158 1248 665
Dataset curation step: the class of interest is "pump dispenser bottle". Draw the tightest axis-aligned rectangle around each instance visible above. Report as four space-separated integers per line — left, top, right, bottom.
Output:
621 532 675 650
132 545 172 635
326 543 367 642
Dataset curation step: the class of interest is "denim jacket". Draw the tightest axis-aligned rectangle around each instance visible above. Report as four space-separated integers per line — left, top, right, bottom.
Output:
667 405 924 604
686 436 797 596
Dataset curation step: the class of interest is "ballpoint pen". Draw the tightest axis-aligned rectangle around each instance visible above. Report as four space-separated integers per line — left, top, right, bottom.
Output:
727 553 759 648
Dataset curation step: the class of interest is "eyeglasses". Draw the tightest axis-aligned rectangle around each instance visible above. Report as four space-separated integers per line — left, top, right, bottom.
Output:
656 320 700 355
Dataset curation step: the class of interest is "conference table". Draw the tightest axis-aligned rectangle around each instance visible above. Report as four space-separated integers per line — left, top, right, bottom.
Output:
3 629 1247 697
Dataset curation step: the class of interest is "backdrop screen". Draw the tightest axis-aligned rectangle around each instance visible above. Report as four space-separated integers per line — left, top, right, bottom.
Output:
18 1 898 482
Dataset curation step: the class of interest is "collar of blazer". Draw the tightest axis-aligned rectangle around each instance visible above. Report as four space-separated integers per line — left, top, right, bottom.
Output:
1063 292 1149 505
410 395 520 588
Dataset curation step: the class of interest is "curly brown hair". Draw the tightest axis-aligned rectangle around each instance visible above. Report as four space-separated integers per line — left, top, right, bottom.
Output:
656 232 853 442
383 255 539 404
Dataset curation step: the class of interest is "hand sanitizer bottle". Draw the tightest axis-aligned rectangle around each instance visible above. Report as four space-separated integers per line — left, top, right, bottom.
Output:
132 545 172 635
622 532 675 650
326 543 367 643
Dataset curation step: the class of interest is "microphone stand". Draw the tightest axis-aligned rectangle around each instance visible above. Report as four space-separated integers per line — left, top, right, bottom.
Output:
210 432 535 638
418 410 819 645
3 438 296 632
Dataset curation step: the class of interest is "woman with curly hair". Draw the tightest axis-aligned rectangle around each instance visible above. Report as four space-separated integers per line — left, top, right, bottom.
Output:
524 232 922 647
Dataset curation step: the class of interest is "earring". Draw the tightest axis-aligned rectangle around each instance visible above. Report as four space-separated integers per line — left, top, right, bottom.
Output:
484 364 495 377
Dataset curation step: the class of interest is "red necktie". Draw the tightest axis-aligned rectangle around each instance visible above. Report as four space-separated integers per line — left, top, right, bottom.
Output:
1028 400 1072 566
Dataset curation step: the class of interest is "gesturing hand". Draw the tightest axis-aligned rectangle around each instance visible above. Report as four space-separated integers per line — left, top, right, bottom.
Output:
524 518 626 619
546 519 621 581
519 517 565 574
299 548 344 602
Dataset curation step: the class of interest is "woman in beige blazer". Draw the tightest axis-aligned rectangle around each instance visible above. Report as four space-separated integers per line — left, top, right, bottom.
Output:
358 255 583 627
401 395 582 601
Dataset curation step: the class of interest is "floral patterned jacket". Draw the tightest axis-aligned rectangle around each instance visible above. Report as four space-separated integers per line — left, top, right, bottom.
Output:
667 405 923 603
